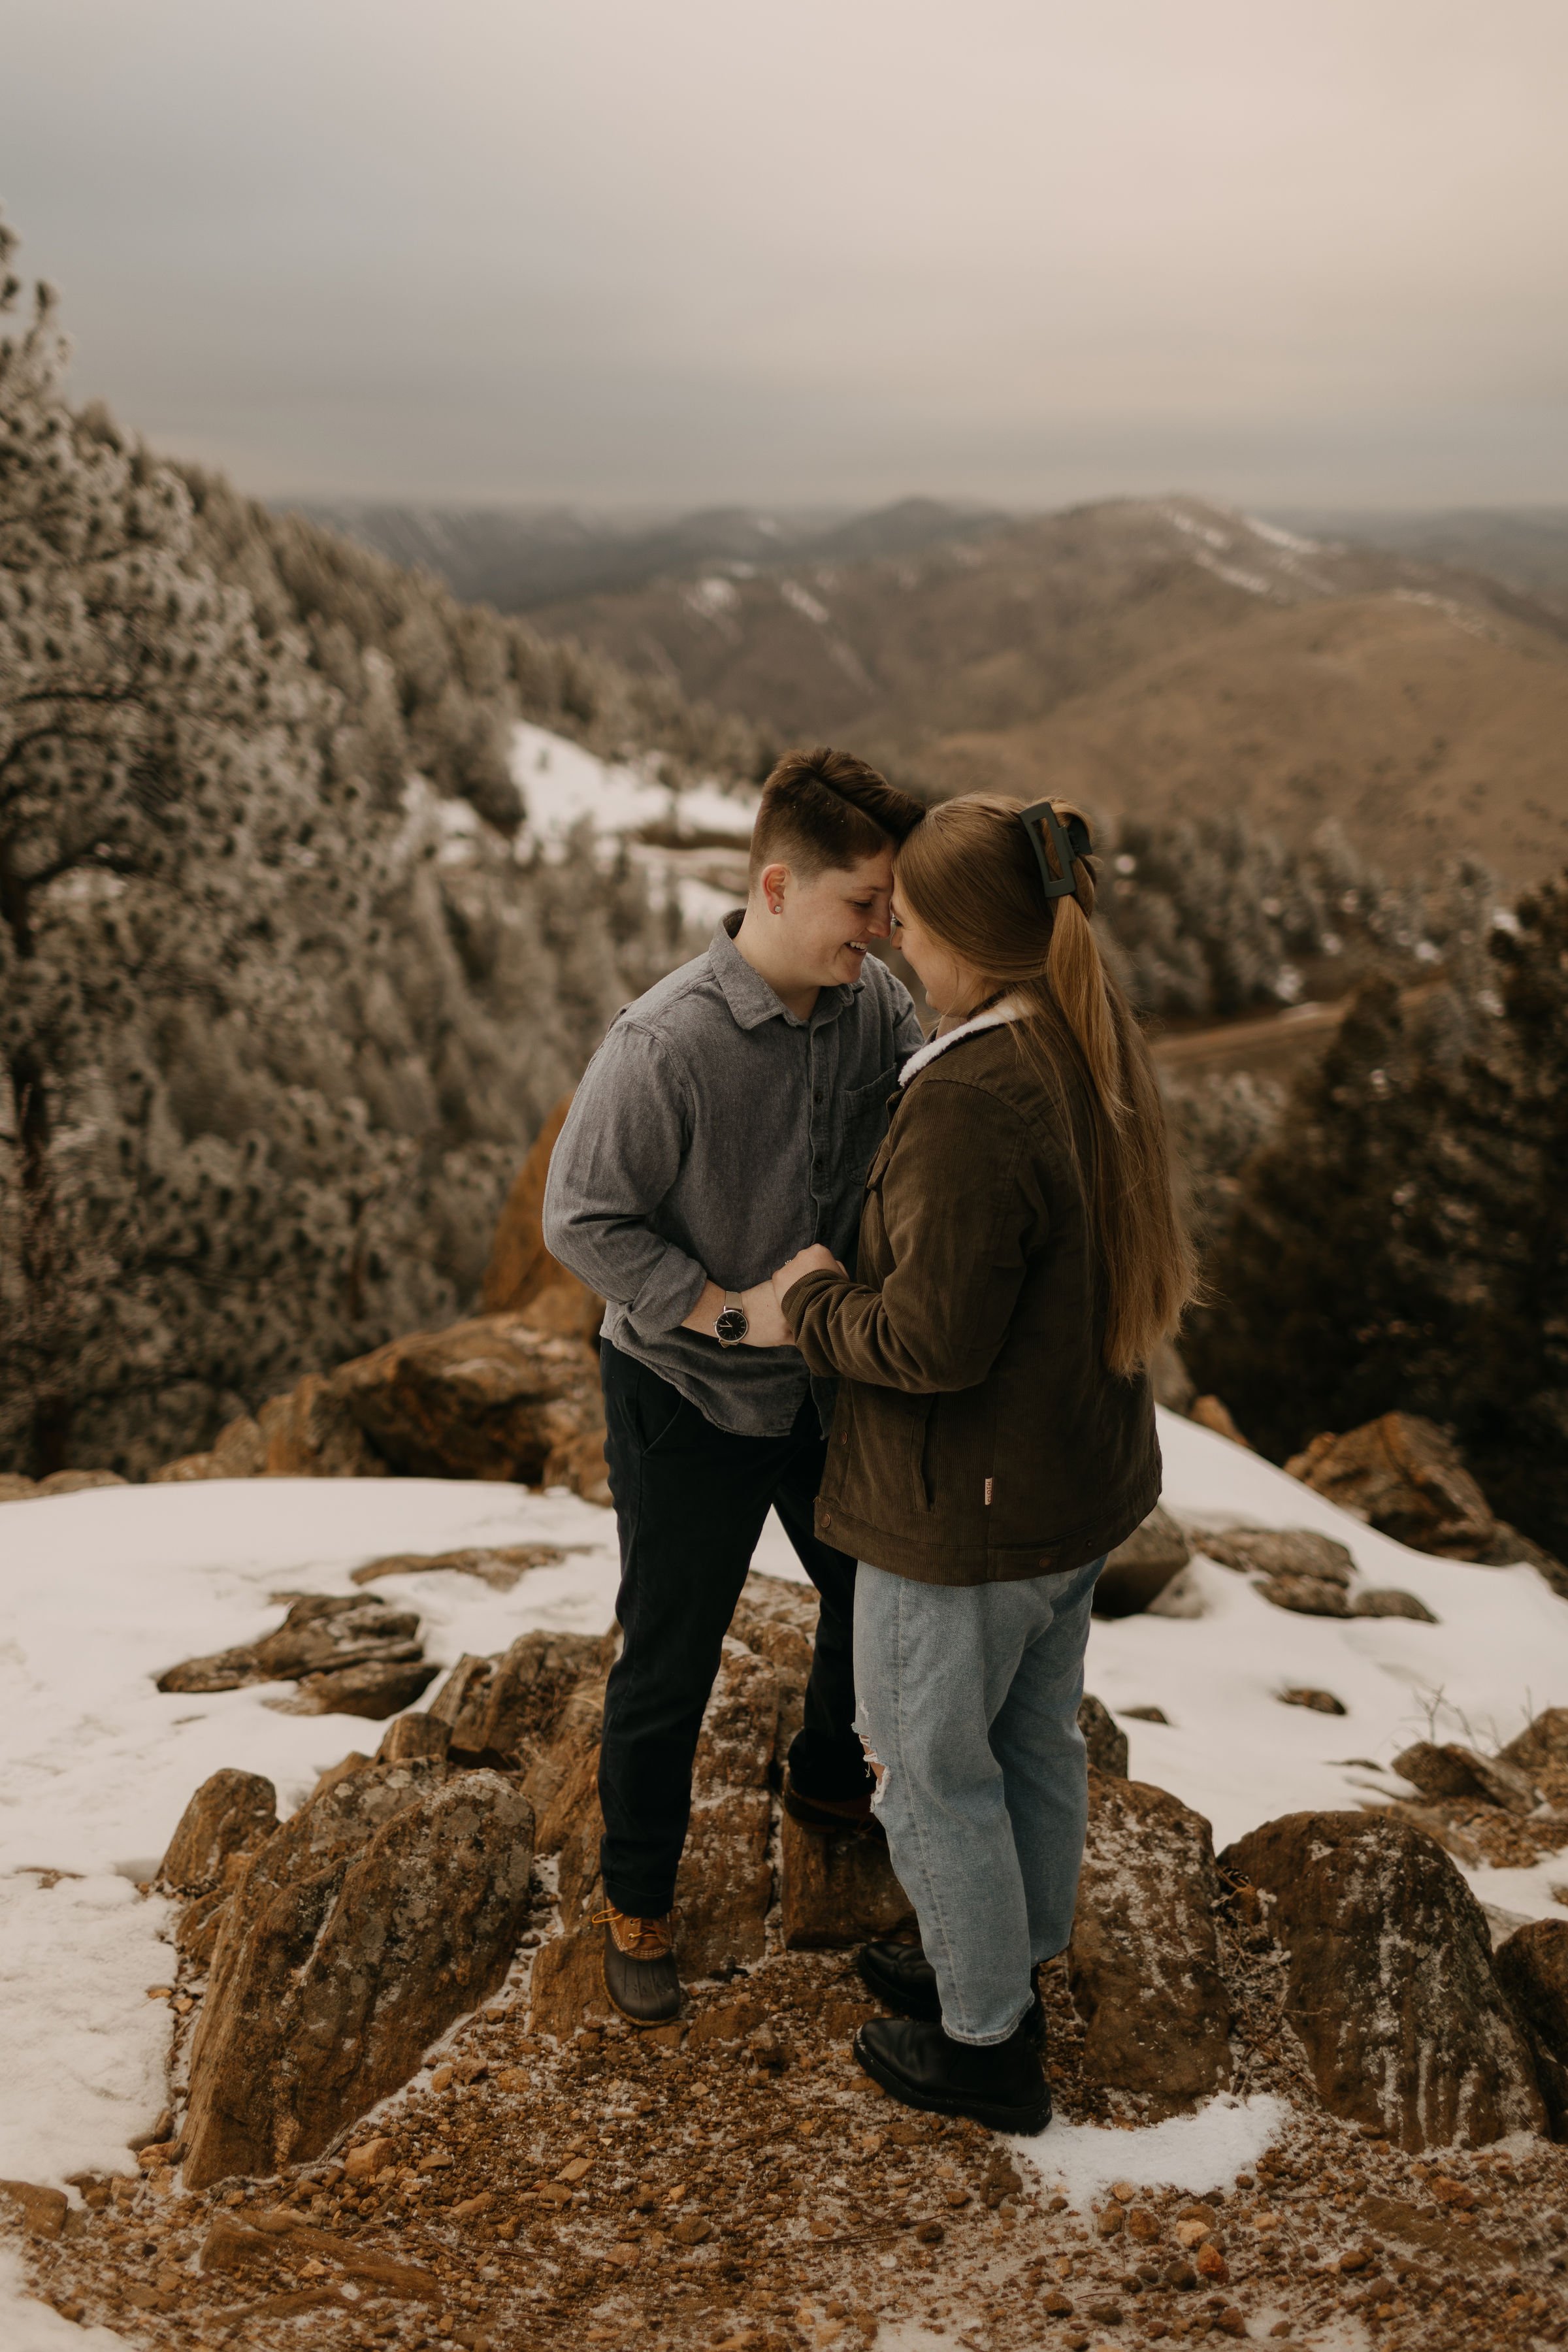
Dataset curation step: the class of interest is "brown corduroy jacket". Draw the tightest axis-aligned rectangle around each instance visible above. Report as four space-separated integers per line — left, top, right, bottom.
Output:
783 1014 1161 1585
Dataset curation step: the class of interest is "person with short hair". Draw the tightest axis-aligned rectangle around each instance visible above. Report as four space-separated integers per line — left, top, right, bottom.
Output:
772 792 1199 2134
543 746 925 2023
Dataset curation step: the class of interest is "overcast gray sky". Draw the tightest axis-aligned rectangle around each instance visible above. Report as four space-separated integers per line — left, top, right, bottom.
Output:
4 0 1565 508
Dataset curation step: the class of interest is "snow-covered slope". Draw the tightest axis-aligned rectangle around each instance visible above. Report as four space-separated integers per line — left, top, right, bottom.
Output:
510 721 757 929
2 1413 1564 2221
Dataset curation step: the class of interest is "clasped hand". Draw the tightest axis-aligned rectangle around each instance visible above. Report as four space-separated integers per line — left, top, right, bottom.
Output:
770 1244 845 1307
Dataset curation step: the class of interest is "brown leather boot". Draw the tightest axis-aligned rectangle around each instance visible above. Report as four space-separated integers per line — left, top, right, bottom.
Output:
596 1904 681 2024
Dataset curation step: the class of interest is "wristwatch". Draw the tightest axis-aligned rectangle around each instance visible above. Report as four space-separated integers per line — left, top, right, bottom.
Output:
715 1290 749 1348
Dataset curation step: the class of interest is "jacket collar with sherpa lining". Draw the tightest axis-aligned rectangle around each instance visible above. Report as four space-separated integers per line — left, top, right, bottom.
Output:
899 995 1026 1086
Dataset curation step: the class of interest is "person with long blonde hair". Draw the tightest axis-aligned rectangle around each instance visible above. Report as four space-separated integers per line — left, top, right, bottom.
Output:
771 792 1198 2133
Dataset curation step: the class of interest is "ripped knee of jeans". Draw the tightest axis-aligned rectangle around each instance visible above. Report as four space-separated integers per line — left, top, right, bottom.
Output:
853 1708 888 1810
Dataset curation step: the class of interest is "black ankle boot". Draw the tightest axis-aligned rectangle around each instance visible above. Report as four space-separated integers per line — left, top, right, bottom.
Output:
855 1942 1047 2050
853 2012 1051 2135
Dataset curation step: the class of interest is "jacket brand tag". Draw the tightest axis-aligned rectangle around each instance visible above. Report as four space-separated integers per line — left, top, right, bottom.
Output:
984 1477 994 1506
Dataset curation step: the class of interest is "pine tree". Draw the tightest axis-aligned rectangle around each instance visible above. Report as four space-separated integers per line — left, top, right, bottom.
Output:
1189 879 1568 1552
0 216 696 1478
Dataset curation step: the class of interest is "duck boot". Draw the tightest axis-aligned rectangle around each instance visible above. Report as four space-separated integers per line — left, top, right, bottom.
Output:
598 1904 681 2025
853 2012 1050 2136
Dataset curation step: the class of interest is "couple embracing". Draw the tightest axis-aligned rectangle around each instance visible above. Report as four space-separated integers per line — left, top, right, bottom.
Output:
543 746 1194 2138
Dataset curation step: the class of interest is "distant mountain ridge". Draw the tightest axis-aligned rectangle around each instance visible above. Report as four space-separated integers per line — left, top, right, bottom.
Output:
521 495 1568 885
284 495 1007 616
1266 507 1568 612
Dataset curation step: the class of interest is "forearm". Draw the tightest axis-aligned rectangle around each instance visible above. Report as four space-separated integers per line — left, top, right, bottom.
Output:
783 1269 973 1390
683 1277 793 1349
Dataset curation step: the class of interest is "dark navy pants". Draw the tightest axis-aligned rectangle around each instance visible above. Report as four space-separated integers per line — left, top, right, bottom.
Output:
596 1341 871 1918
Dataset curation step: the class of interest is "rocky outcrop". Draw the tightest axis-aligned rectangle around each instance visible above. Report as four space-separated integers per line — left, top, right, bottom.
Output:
1068 1771 1232 2108
427 1629 611 1766
1285 1412 1567 1593
1351 1588 1437 1621
481 1091 604 1344
1092 1507 1191 1618
1502 1707 1568 1805
1492 1919 1568 2134
1286 1414 1493 1552
778 1811 915 1950
1220 1810 1548 2149
182 1758 535 2187
156 1593 436 1720
1077 1694 1130 1776
1198 1525 1358 1616
673 1643 779 1978
350 1541 572 1592
160 1769 280 1893
0 1468 127 1501
326 1313 607 1495
1392 1740 1539 1814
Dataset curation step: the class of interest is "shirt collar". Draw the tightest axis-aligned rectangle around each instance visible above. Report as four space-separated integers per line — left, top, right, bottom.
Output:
708 913 860 1032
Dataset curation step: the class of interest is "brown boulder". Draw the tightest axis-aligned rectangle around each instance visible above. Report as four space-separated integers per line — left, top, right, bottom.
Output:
1068 1772 1232 2106
1392 1741 1539 1814
327 1313 604 1489
0 2181 68 2240
259 1375 388 1477
779 1811 915 1950
160 1769 280 1894
149 1414 269 1484
157 1594 426 1697
1285 1414 1495 1558
673 1643 778 1979
1220 1810 1547 2149
1501 1707 1568 1804
481 1092 604 1344
1352 1588 1438 1622
284 1658 439 1719
529 1918 615 2038
1256 1574 1353 1618
182 1759 534 2187
1492 1919 1568 2134
1092 1507 1192 1618
350 1541 572 1592
426 1630 610 1766
1077 1695 1130 1777
1198 1527 1355 1584
1189 1396 1250 1447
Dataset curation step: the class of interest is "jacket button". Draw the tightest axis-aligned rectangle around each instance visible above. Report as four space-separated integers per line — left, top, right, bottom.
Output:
1039 1555 1053 1570
822 1512 833 1528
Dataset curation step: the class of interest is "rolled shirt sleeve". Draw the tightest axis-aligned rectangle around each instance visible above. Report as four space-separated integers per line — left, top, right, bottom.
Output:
542 1021 711 1340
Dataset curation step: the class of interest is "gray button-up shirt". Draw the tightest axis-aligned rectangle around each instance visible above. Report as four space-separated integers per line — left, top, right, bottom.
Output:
542 917 924 1435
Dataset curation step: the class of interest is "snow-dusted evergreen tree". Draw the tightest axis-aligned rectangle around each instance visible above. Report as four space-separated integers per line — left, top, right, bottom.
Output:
0 219 693 1477
1189 879 1568 1553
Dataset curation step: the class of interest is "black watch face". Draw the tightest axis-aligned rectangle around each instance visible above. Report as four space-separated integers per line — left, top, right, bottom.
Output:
715 1307 749 1343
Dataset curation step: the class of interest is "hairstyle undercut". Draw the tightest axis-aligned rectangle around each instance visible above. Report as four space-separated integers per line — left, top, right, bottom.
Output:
748 746 925 885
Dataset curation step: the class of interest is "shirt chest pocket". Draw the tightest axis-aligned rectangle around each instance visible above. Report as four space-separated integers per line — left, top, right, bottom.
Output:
839 1068 898 1184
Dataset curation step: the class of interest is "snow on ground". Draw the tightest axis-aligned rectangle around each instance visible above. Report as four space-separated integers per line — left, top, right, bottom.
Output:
1017 2091 1292 2208
0 2250 128 2349
2 1409 1566 2239
510 722 757 928
0 1475 799 2193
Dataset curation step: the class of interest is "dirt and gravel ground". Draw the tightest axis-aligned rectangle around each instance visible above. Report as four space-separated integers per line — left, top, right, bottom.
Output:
12 1890 1568 2352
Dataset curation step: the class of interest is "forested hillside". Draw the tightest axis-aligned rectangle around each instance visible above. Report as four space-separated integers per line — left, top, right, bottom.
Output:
0 221 768 1483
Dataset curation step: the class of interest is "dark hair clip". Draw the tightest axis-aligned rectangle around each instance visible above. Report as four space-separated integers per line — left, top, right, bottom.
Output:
1018 800 1092 901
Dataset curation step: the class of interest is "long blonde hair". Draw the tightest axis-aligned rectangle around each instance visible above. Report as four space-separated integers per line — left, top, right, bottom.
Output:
895 793 1198 1377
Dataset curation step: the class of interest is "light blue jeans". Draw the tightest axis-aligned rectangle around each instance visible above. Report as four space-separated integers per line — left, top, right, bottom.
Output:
853 1556 1102 2044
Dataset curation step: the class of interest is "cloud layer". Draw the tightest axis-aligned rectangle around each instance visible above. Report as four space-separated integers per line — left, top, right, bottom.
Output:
5 0 1565 503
